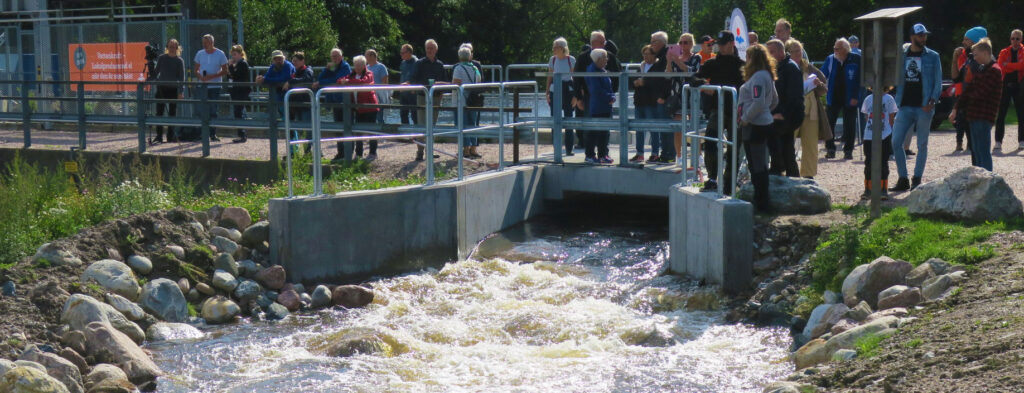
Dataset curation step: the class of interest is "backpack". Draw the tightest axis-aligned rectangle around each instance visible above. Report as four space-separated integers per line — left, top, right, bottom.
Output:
459 63 485 107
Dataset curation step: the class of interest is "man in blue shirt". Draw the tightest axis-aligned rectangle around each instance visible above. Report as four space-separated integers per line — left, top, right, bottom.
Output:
889 24 943 192
822 38 862 160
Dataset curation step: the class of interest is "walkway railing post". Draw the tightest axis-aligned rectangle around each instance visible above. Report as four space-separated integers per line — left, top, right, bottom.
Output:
729 87 739 196
457 86 465 181
268 93 279 164
284 90 293 197
512 90 519 163
552 75 563 163
680 85 689 182
21 80 30 148
716 88 725 195
533 83 539 161
136 83 146 154
342 92 354 163
618 71 629 166
425 89 435 185
77 82 86 151
498 84 505 170
200 83 211 157
312 95 322 196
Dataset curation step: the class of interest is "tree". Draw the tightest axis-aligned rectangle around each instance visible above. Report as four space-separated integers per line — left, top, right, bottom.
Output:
324 0 410 66
199 0 337 65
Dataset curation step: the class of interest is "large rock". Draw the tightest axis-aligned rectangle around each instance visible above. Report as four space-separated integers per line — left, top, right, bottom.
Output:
763 381 818 393
0 359 16 375
845 301 872 322
0 366 71 393
79 321 162 385
237 260 259 279
907 166 1024 221
57 349 87 376
138 279 188 323
103 293 146 321
125 255 152 275
209 226 242 243
220 207 252 230
211 270 239 293
240 221 269 248
314 327 406 358
264 303 289 320
803 303 850 339
331 285 374 308
254 266 286 290
841 256 913 308
311 285 332 309
201 296 240 324
211 236 239 256
32 243 82 267
195 283 215 296
793 316 899 369
876 285 922 310
61 294 146 344
737 175 831 215
233 280 262 305
276 290 302 312
83 364 128 391
922 274 955 301
214 253 238 277
19 346 84 393
81 260 140 301
145 322 204 341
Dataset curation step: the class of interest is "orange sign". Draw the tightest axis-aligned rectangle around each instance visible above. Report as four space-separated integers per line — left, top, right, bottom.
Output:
68 42 148 91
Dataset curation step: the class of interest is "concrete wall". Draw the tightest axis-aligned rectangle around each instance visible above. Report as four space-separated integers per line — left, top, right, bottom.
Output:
669 185 753 294
456 167 546 259
542 165 681 200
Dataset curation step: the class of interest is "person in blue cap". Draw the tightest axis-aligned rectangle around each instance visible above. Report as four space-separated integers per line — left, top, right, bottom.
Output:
889 23 943 192
951 26 988 157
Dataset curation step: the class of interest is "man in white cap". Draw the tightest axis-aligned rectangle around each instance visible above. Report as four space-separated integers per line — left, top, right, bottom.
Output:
889 23 943 192
256 50 295 118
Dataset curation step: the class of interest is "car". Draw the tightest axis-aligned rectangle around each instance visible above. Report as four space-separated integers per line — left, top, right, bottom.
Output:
931 80 955 130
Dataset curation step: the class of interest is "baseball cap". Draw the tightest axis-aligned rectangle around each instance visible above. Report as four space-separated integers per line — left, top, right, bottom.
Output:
271 50 285 59
848 35 859 43
716 30 735 45
701 35 714 45
912 23 931 35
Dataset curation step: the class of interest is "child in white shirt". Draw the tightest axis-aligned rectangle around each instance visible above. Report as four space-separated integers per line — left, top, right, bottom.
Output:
860 87 899 199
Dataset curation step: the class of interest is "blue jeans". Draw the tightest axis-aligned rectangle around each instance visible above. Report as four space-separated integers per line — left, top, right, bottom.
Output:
202 86 221 137
891 106 934 178
462 110 480 147
969 120 994 171
635 104 665 156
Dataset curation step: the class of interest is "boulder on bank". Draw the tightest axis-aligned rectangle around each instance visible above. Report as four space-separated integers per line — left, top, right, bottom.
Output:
125 255 152 275
81 260 140 301
220 207 252 230
18 346 84 393
83 364 129 392
0 366 71 393
103 293 146 321
201 296 240 324
61 294 146 344
793 316 900 369
841 256 913 308
33 243 83 267
876 285 922 310
241 221 270 248
907 166 1024 222
138 279 189 323
80 321 162 385
311 285 332 309
145 322 204 341
737 176 831 215
331 285 374 308
803 303 850 339
255 266 286 290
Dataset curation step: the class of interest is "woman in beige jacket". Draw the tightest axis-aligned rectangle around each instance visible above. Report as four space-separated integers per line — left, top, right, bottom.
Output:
787 39 831 178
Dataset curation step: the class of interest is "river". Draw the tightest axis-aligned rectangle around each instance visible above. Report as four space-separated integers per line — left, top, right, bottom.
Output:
148 201 791 392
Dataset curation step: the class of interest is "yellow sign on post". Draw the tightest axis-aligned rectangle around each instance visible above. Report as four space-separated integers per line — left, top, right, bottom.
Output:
64 161 79 174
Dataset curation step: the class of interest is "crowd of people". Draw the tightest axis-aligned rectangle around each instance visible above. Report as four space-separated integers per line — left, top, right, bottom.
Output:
145 19 1024 210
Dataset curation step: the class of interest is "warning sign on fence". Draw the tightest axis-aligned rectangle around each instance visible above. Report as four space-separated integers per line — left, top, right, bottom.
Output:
68 43 148 92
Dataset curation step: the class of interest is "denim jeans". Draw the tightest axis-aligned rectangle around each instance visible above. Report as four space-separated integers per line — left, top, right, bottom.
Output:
969 120 994 171
891 106 934 178
635 104 665 156
462 110 480 147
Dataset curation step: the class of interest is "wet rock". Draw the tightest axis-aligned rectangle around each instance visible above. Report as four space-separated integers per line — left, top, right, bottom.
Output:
276 290 301 312
195 283 215 297
256 294 274 309
832 348 858 361
233 280 262 305
240 221 270 248
255 266 286 290
737 176 832 215
793 338 829 370
33 243 83 267
220 207 252 230
876 285 922 310
165 245 185 260
830 318 859 335
145 322 204 341
841 256 913 308
57 348 87 376
213 253 238 277
907 166 1023 222
201 296 240 324
804 303 850 339
211 237 239 257
265 303 289 320
19 345 84 393
80 321 162 385
922 274 955 301
61 294 146 344
293 284 306 294
211 270 239 293
0 366 71 393
103 293 146 321
138 278 188 323
685 291 721 311
311 285 332 309
125 255 152 275
84 364 131 392
81 260 140 301
187 289 200 302
2 281 15 297
315 327 406 358
845 301 872 322
331 285 374 308
763 381 818 393
300 293 312 307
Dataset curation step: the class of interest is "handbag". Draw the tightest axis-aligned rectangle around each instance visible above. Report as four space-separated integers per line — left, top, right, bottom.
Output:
460 64 485 107
816 98 834 141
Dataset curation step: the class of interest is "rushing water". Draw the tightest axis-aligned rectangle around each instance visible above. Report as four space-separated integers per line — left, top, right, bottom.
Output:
148 203 792 392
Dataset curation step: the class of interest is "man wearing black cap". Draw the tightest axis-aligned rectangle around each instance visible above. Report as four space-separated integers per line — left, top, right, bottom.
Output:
694 30 745 193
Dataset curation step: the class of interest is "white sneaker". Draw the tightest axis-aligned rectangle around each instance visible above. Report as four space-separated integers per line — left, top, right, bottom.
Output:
994 142 1002 151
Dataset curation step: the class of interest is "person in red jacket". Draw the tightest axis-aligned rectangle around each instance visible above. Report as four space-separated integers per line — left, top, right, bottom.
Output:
996 29 1024 150
950 39 1003 171
338 55 380 159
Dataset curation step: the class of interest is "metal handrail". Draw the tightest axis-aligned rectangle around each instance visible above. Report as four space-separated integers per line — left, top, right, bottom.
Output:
680 85 739 196
284 88 315 197
454 81 539 178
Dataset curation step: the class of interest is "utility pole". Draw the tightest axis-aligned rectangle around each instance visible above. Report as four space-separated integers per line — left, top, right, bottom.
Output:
236 0 243 46
682 0 690 33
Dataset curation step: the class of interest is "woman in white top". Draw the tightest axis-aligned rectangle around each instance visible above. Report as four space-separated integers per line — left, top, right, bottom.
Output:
546 37 579 156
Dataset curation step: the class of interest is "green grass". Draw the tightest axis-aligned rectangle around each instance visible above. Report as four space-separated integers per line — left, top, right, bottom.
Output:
904 338 923 349
854 331 892 358
809 207 1021 292
187 302 198 318
0 152 426 266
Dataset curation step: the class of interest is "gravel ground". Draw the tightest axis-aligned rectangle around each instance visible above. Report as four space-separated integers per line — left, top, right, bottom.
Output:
2 125 1020 204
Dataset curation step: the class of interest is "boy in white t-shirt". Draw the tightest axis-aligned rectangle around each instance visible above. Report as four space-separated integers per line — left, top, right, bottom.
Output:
860 87 898 199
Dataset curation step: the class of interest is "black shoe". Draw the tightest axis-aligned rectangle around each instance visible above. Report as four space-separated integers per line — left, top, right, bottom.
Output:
565 151 575 157
415 151 424 161
905 149 915 156
889 177 910 192
210 135 221 142
881 188 889 200
911 176 921 190
232 137 247 143
825 150 836 159
700 180 718 192
151 137 163 145
860 190 870 200
843 151 853 160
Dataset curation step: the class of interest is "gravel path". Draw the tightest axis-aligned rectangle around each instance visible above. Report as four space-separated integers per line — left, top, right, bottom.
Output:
2 125 1021 204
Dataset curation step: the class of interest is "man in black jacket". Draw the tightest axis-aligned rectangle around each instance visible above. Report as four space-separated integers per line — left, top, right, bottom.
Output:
766 39 805 177
575 31 623 115
694 31 745 193
633 31 671 161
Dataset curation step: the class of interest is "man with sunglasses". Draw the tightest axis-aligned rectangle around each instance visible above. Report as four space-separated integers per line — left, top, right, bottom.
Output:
889 23 943 192
698 35 716 65
996 29 1024 150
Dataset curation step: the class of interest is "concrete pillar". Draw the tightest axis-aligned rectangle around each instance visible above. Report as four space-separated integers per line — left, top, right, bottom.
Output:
669 185 753 294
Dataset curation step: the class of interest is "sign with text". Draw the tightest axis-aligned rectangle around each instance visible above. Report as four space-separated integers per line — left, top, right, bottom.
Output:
68 43 148 91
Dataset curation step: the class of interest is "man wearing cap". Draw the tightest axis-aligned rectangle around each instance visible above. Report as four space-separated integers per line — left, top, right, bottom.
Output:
822 38 861 160
694 30 745 193
952 26 988 153
995 29 1024 151
697 35 716 65
256 50 296 118
849 36 862 55
889 23 943 192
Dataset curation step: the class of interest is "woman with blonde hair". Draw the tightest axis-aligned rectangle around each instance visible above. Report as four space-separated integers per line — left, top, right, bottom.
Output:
786 39 829 178
151 38 185 143
228 44 251 143
738 44 779 212
546 37 579 156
